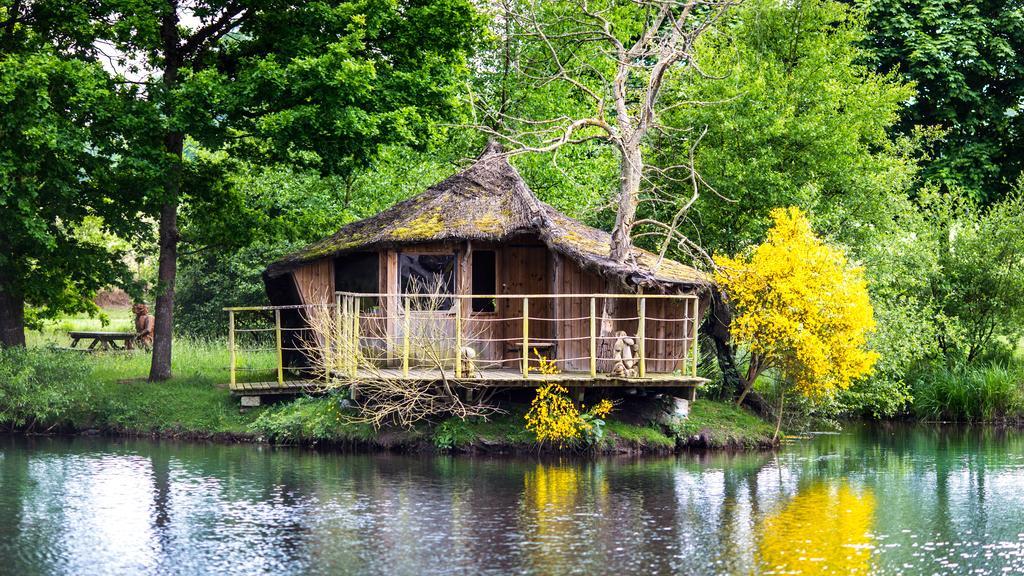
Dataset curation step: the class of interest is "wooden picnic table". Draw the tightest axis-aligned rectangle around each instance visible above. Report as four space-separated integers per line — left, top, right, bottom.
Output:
68 331 137 351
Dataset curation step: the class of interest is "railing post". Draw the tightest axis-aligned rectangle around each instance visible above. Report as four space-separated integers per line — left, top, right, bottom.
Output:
691 297 699 377
402 297 410 377
334 294 342 378
274 308 284 385
455 297 463 378
589 297 597 377
522 296 530 378
351 297 360 378
228 310 236 388
638 297 646 378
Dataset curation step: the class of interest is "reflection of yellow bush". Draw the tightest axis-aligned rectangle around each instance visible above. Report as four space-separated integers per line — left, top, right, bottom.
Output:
520 462 608 573
525 463 579 514
758 483 876 575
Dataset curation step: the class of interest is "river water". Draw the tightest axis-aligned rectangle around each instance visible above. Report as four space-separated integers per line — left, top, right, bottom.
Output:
0 425 1022 575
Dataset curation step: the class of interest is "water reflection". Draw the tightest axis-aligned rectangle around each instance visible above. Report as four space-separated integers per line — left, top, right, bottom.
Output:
757 483 875 575
0 426 1022 575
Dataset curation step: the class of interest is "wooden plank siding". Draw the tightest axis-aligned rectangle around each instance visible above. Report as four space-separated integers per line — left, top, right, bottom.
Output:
292 259 334 305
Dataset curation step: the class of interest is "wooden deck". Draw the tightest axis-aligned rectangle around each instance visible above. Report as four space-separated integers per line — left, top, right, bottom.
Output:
228 368 707 396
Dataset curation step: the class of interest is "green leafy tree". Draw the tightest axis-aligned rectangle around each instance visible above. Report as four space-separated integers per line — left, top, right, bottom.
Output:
91 0 481 379
923 189 1024 362
862 0 1024 203
650 0 922 415
0 1 147 347
655 0 917 256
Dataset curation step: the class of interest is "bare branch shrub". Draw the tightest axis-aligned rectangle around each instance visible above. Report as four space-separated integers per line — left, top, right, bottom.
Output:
298 278 503 429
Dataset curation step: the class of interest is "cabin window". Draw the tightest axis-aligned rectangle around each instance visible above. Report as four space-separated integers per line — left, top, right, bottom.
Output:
471 250 497 313
399 253 456 310
334 252 379 309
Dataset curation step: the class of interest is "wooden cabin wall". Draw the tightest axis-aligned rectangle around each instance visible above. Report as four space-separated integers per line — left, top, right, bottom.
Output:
292 258 334 305
317 239 702 373
499 245 553 366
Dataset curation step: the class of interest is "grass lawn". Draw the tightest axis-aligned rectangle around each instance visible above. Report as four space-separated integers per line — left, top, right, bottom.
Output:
676 400 778 449
22 308 259 437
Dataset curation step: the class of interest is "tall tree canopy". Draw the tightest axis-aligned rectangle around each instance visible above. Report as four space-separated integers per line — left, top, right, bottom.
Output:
0 0 147 347
90 0 481 379
862 0 1024 203
654 0 917 257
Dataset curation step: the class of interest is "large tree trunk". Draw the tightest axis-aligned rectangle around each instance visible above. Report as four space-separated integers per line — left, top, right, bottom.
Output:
704 288 773 416
149 7 181 381
610 141 642 263
599 142 644 366
0 272 25 348
704 289 742 398
149 196 179 381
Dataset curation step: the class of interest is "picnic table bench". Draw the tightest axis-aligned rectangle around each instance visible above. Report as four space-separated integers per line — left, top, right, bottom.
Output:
68 331 137 351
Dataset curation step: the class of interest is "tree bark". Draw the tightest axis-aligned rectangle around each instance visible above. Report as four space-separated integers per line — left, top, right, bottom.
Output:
149 196 180 381
597 140 643 365
704 289 742 398
149 4 181 381
610 140 643 263
704 288 774 415
0 272 25 348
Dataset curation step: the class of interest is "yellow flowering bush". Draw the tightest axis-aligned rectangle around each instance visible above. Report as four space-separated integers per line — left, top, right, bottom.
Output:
715 207 879 400
524 355 615 445
525 382 584 444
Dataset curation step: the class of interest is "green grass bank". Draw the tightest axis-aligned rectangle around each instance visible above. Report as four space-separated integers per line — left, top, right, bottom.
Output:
0 338 779 452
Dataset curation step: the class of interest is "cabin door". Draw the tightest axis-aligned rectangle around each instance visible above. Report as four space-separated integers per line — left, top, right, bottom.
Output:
395 252 458 367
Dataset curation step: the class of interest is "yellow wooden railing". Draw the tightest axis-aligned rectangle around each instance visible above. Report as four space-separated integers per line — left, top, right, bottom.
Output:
224 292 700 386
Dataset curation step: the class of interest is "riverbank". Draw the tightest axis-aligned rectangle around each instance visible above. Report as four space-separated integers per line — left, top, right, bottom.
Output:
0 346 779 453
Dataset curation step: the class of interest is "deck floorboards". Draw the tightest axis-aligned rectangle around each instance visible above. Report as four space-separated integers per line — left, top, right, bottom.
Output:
229 368 706 395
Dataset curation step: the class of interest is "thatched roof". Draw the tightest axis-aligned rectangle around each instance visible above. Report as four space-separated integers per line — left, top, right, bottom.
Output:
266 142 709 291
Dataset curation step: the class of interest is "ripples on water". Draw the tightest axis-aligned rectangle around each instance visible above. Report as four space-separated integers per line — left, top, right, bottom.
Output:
0 425 1022 575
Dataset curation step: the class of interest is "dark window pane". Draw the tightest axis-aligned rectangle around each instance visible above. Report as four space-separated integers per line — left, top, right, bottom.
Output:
471 251 497 313
334 252 379 309
399 253 456 310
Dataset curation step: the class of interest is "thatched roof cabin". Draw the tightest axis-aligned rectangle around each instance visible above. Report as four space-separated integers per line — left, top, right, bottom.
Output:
257 143 709 383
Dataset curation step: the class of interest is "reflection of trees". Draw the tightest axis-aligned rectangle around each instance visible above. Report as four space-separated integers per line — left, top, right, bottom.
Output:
757 482 876 575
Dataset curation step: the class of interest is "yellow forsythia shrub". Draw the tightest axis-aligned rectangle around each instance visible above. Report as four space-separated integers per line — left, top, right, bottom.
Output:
525 382 584 444
524 355 615 445
714 207 879 398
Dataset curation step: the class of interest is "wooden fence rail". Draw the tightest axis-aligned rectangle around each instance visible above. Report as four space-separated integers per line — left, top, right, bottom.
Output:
224 292 700 388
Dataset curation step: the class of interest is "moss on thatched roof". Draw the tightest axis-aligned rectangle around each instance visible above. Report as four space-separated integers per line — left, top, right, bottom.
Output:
266 142 709 291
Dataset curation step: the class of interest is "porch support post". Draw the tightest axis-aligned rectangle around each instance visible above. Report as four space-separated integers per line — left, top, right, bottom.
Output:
351 297 360 378
691 297 699 377
589 297 597 377
402 297 410 377
334 294 342 378
455 298 462 378
638 297 646 378
275 309 284 385
522 296 530 378
228 310 236 388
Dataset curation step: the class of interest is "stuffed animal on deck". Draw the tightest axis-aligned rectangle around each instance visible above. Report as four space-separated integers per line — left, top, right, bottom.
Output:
133 303 155 350
611 330 638 377
460 346 481 378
